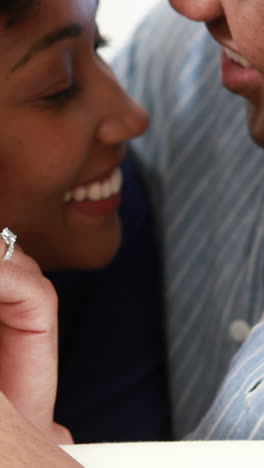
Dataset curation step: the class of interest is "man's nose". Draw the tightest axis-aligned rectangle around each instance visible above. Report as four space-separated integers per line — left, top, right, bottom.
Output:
169 0 224 22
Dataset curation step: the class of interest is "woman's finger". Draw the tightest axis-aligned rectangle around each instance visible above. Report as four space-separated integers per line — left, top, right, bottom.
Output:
0 230 41 275
0 237 7 260
0 228 56 332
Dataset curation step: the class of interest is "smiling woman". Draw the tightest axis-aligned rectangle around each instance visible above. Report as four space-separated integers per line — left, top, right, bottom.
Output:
0 0 148 270
0 0 171 448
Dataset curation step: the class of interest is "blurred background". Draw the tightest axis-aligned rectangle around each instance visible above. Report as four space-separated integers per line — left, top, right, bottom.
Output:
97 0 158 60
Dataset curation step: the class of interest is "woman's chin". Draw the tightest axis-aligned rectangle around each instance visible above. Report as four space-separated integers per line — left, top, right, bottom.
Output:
73 216 122 271
86 226 122 271
23 216 122 272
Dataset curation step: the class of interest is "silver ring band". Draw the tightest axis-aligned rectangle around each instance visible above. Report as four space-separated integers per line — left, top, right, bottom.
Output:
0 228 17 261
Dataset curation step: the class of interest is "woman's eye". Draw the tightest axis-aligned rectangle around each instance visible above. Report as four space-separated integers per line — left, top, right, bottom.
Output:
36 27 108 109
41 83 81 108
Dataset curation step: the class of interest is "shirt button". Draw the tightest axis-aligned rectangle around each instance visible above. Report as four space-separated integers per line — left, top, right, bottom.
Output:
229 320 250 343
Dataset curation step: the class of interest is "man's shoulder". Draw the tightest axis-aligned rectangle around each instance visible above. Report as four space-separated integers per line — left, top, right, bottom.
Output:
188 323 264 440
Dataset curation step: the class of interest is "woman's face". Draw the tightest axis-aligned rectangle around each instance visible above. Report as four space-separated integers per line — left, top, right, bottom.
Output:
0 0 149 270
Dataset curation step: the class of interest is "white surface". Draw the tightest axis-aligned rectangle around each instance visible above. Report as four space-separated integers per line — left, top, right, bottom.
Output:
97 0 158 60
62 441 264 468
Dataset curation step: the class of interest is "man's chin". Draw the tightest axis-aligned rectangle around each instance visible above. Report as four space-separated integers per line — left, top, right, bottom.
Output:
247 102 264 149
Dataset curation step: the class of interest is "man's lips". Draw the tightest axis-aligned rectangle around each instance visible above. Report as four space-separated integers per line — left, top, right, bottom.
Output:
220 47 260 96
224 47 251 68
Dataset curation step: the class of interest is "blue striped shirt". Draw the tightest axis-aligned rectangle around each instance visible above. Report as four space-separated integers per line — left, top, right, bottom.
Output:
113 1 264 440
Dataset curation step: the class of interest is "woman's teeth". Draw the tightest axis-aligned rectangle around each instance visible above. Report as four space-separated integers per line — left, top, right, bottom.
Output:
224 48 251 68
64 168 123 203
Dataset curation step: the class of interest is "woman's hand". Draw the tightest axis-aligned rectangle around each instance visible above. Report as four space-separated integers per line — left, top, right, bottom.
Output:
0 237 73 444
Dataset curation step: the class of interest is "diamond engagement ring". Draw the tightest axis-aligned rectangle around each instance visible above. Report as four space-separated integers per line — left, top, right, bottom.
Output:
0 228 17 261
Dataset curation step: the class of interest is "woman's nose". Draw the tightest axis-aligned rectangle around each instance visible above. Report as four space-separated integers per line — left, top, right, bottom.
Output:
94 62 150 145
169 0 223 22
96 93 150 145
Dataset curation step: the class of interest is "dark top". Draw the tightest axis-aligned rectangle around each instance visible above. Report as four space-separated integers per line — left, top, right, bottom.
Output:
47 150 172 443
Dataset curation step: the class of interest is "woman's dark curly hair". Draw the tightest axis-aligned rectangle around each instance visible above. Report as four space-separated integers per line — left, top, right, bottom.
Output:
0 0 38 26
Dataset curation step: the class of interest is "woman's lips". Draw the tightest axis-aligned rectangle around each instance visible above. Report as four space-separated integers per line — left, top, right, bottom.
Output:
64 167 123 217
221 47 260 96
67 193 122 217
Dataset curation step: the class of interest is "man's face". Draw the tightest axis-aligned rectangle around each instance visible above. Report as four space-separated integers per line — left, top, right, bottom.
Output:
169 0 264 147
0 0 148 270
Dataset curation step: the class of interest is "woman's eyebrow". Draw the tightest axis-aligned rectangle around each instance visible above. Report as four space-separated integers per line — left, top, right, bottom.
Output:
9 23 83 75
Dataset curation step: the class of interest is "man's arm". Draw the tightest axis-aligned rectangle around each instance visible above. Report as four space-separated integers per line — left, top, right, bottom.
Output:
0 391 84 468
185 324 264 440
113 1 264 440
